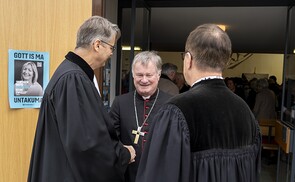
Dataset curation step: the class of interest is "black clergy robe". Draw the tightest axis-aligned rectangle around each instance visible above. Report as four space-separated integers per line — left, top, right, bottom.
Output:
136 79 261 182
28 52 130 182
109 90 171 182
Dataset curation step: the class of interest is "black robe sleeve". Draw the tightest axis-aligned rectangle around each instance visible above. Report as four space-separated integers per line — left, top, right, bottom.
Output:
109 96 121 138
28 71 130 182
136 104 191 182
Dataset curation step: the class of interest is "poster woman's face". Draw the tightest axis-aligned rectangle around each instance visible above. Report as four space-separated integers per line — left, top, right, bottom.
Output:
22 64 33 81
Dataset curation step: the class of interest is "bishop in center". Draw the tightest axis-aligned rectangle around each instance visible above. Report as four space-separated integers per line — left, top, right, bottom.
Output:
109 51 171 182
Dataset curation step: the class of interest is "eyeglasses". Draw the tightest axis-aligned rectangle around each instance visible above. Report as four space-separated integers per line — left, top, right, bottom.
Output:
100 40 116 53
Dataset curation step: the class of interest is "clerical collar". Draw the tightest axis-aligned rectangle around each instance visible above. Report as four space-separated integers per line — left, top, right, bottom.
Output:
142 96 150 100
65 51 94 82
136 90 158 100
191 76 223 87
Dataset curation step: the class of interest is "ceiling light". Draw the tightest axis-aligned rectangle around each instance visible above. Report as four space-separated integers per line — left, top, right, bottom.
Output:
217 24 226 31
122 46 142 51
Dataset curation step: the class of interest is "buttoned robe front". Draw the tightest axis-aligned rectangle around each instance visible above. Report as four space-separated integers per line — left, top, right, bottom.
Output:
110 90 171 182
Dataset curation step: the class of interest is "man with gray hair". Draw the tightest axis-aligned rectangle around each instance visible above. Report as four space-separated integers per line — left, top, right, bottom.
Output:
110 51 171 182
136 24 261 182
158 62 179 95
28 16 135 182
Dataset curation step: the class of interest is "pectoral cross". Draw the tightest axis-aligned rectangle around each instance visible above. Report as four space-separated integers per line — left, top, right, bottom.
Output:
132 127 145 144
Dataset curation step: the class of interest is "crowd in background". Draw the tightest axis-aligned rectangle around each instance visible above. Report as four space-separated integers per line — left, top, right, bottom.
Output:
123 67 282 121
225 75 282 121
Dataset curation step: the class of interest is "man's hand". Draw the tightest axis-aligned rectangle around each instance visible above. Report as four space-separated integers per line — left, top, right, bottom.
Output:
124 145 136 163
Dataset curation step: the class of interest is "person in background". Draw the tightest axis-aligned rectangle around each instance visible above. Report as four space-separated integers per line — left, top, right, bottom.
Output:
14 61 43 96
158 62 179 95
136 24 261 182
268 75 282 112
174 72 190 93
268 75 281 96
246 78 258 110
28 16 135 182
253 78 277 121
109 51 171 182
225 77 245 100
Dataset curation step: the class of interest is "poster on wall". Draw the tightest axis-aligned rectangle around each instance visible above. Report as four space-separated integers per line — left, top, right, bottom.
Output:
8 49 49 108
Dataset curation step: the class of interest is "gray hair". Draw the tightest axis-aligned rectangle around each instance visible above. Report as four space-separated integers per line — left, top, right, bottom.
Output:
76 16 121 49
132 51 162 76
185 24 232 72
161 63 178 75
21 62 38 83
257 78 269 90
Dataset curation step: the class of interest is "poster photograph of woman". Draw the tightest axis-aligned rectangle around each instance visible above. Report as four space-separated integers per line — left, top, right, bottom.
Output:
14 61 43 96
8 49 49 108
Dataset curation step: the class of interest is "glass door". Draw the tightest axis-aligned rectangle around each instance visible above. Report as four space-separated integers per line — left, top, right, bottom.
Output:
117 0 150 94
277 5 295 182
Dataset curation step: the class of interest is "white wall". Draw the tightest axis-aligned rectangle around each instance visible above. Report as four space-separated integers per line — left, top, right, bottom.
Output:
158 52 284 84
223 53 284 84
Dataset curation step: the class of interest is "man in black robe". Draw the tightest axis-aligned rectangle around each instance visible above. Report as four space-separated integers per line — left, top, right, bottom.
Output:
136 24 261 182
109 51 171 182
27 16 135 182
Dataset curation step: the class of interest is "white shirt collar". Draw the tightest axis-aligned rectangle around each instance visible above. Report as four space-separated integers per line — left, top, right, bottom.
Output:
191 76 223 87
93 76 101 96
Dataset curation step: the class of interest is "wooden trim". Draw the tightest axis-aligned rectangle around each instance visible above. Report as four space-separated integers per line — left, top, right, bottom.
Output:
259 119 276 137
92 0 104 16
275 120 291 153
92 0 104 94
